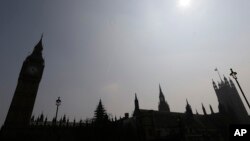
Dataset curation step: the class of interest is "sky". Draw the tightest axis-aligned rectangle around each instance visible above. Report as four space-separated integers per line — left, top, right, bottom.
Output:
1 0 250 126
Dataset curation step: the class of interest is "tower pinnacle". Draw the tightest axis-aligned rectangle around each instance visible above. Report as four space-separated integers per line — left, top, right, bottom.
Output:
185 99 193 117
215 67 223 82
133 93 140 116
158 84 170 112
212 79 217 89
209 104 214 114
202 103 207 115
159 84 163 94
32 35 43 55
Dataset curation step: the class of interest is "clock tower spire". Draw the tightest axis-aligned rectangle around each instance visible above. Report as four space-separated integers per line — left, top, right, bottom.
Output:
4 37 45 128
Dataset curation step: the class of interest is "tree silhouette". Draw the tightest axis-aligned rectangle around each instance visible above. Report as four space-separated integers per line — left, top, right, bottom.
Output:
94 99 109 124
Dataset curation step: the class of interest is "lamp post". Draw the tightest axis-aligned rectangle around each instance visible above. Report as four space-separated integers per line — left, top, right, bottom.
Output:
230 68 250 110
55 97 61 122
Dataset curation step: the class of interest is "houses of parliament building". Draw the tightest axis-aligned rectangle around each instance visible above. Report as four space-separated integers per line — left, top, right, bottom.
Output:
0 38 249 141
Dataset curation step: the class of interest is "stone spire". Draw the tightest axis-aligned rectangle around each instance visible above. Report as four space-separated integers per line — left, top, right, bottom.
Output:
209 104 214 114
212 79 218 90
32 34 43 56
133 93 140 116
185 99 193 117
158 84 170 112
202 103 207 115
134 93 139 111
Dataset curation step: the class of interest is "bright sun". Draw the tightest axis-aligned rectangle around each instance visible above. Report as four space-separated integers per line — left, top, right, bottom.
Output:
178 0 191 8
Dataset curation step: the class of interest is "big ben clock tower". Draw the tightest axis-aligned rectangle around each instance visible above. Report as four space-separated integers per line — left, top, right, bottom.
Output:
4 37 45 128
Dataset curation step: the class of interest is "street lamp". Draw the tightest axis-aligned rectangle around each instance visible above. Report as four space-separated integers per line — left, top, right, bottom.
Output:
230 68 250 110
55 97 62 122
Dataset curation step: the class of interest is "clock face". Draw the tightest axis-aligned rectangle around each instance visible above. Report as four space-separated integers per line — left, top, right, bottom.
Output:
27 66 38 75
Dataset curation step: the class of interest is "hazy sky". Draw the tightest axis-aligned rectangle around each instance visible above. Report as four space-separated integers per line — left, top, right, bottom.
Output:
1 0 250 126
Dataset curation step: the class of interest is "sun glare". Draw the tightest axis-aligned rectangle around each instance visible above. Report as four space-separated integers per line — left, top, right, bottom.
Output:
178 0 191 8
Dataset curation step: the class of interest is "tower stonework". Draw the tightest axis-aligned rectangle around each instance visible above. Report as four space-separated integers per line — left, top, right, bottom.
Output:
213 77 249 123
4 37 45 128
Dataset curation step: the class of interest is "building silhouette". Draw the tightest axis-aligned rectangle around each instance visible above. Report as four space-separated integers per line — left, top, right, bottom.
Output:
4 37 44 128
213 77 249 123
0 38 249 141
